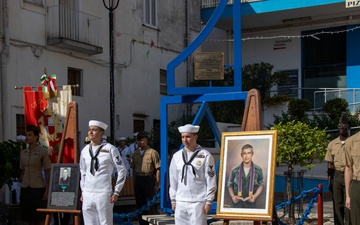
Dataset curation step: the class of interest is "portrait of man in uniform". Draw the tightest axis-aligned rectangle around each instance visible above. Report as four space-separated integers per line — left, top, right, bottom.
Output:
216 131 277 220
59 167 71 186
227 144 264 209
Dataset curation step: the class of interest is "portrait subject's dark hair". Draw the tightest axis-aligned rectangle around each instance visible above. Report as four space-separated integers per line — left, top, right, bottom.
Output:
241 144 253 151
26 124 40 141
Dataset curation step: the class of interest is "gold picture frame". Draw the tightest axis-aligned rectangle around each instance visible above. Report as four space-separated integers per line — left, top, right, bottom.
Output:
216 130 277 221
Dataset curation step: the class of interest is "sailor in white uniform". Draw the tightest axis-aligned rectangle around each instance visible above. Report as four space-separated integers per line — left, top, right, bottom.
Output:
169 124 217 225
116 136 132 176
128 132 139 154
80 120 126 225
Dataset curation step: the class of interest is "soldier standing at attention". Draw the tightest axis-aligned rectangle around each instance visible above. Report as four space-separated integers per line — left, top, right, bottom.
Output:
131 131 160 225
326 114 351 225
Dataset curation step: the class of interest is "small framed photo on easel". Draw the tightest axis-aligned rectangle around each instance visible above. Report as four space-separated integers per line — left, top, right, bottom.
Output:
47 163 80 210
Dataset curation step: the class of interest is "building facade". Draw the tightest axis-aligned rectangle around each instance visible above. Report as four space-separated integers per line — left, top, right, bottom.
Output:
199 0 360 192
201 0 360 113
0 0 201 142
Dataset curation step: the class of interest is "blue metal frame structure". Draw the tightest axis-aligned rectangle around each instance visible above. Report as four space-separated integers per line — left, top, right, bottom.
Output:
166 0 242 95
160 93 248 213
201 0 344 21
160 0 247 214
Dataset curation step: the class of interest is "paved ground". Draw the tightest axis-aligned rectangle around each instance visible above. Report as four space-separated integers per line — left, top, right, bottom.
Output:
116 194 335 225
0 194 334 225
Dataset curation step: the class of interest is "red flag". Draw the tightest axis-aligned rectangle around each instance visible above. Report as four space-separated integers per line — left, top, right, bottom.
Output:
24 86 73 163
24 86 47 126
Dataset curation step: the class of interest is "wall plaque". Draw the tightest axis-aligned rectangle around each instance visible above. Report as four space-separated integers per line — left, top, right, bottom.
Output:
47 163 80 210
194 52 224 80
277 69 298 98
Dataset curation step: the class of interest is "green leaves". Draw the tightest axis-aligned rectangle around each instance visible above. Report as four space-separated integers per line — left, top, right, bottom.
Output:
271 121 329 170
0 140 23 188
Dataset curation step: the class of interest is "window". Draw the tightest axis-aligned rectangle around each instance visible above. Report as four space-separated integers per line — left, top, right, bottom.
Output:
134 119 145 133
160 69 167 95
302 26 346 107
59 0 75 7
16 114 25 136
67 67 82 96
24 0 43 5
144 0 157 27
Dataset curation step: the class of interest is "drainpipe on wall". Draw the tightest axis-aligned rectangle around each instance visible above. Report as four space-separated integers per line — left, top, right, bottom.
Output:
0 0 9 142
185 0 191 117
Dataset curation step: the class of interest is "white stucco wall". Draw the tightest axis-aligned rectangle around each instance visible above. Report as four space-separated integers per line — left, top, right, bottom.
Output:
1 0 200 142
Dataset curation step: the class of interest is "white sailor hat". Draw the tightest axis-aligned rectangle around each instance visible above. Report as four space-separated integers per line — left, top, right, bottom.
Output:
133 132 139 136
89 120 108 131
15 135 26 141
178 124 200 133
117 136 127 141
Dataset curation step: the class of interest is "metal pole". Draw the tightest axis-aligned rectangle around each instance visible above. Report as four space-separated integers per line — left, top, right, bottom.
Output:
103 0 120 144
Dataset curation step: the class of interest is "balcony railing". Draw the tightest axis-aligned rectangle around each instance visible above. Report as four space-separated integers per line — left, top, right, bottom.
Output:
313 88 360 112
46 5 103 55
269 87 360 113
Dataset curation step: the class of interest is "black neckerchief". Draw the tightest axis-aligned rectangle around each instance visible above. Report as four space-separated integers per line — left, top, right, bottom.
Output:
119 146 126 156
89 144 105 175
181 148 200 185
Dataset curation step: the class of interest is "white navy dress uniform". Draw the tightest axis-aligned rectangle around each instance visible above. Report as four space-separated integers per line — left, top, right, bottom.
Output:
80 120 127 225
116 136 132 176
128 132 139 154
169 124 217 225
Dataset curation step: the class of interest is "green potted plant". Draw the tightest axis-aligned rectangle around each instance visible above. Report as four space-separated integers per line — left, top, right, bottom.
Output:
0 140 23 191
271 121 329 224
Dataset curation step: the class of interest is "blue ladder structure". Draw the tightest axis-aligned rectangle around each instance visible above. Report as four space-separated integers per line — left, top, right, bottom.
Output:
159 0 249 214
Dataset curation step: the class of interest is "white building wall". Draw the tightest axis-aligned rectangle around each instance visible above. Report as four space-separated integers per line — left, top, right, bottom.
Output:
1 0 199 143
203 27 306 126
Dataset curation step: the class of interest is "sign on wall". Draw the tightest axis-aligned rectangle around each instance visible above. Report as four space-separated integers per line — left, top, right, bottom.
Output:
277 70 299 98
273 39 292 51
194 52 224 80
346 0 360 8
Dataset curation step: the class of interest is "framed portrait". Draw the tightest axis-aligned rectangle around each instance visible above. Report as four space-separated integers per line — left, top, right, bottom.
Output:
216 130 277 221
47 163 80 210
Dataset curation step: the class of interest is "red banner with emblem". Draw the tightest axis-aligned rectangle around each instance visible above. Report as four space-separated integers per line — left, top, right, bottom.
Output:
24 86 73 163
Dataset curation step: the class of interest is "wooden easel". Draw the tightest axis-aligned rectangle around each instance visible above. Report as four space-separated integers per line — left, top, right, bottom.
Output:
212 89 274 225
57 102 80 164
37 102 81 225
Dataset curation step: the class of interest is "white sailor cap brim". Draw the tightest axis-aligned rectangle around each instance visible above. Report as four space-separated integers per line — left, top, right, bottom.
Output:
178 124 200 133
117 136 127 141
16 135 26 141
89 120 108 131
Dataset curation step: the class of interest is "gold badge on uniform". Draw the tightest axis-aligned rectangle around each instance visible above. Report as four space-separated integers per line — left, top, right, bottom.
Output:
196 160 201 166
